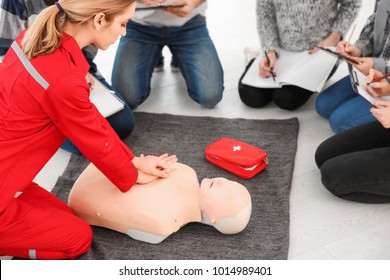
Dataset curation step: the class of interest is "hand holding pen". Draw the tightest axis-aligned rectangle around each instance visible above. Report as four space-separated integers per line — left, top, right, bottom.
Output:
370 100 390 128
336 41 361 58
365 68 390 98
336 24 361 57
259 51 276 81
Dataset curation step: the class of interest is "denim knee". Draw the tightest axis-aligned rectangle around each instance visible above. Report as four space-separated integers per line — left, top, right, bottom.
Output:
315 93 330 119
328 108 376 134
197 90 223 108
328 114 346 133
190 84 223 108
61 139 81 154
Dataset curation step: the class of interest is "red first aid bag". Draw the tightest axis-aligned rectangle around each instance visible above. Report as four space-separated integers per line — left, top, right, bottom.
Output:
205 138 268 179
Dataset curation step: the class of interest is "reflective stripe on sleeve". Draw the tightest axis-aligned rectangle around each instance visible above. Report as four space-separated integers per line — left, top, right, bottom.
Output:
29 249 37 259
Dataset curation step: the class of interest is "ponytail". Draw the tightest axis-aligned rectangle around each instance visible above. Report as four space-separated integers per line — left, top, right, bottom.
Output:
22 5 66 59
21 0 135 59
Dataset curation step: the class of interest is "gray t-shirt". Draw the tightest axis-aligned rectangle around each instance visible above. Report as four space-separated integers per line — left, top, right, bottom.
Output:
132 0 207 27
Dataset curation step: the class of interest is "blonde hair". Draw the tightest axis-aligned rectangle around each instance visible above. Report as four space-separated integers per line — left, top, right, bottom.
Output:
22 0 135 59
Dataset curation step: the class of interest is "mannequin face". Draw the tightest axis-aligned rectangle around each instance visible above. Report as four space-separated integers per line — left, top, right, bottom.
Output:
199 178 251 222
201 177 238 191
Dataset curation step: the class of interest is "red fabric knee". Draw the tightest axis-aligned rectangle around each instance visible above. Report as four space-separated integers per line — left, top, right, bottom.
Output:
0 182 92 259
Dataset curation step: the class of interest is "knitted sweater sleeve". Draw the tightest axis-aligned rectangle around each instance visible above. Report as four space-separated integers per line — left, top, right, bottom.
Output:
256 0 279 52
331 0 362 38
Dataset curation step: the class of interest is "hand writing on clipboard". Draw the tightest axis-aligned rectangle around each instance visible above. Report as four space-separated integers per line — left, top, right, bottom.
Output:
350 67 377 106
366 69 390 128
317 45 374 76
366 69 390 99
351 67 390 111
337 40 375 75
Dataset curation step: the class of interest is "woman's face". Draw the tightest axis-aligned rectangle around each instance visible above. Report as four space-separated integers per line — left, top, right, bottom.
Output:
93 3 135 50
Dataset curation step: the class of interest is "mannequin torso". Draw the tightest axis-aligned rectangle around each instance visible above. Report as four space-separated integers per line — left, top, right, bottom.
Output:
69 162 251 244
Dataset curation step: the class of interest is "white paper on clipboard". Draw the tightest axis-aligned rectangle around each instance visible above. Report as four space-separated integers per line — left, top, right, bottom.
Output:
350 66 390 105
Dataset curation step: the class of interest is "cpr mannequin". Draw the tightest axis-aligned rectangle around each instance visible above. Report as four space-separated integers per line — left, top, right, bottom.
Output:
68 162 252 244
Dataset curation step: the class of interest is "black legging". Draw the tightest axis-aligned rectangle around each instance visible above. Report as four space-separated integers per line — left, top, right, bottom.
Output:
315 121 390 203
238 58 314 110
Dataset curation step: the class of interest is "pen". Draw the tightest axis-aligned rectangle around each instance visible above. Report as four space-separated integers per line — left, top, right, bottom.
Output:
264 51 276 82
345 24 356 50
368 73 390 84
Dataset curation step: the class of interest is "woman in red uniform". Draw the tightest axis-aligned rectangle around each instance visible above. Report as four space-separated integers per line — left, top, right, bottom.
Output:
0 0 175 259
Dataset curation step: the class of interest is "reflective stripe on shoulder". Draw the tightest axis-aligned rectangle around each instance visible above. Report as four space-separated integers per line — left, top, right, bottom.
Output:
11 41 49 90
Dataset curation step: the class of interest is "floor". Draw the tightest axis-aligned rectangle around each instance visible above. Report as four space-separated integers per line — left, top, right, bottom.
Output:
6 0 390 260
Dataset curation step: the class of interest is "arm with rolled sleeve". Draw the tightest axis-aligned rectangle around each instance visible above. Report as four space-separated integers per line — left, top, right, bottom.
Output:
354 1 390 74
42 74 138 192
354 13 375 58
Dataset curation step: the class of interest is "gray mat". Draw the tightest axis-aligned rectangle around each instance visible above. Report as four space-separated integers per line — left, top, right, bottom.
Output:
52 112 299 260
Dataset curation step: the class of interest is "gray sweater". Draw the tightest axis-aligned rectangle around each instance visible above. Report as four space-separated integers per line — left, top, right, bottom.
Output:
256 0 362 52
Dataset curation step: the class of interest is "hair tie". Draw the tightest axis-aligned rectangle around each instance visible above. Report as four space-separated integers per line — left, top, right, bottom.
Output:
55 1 64 14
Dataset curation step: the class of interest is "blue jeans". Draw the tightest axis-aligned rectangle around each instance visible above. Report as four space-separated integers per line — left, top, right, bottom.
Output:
61 74 135 154
112 15 224 109
315 75 376 133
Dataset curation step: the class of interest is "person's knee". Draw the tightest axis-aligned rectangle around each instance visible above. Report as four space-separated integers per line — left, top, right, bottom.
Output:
320 164 390 203
314 142 328 168
112 75 150 109
315 94 330 118
191 85 223 108
273 92 311 110
319 161 346 199
329 114 349 133
238 83 270 108
65 220 93 259
121 89 150 110
200 91 223 108
60 139 81 155
273 98 303 110
108 109 136 139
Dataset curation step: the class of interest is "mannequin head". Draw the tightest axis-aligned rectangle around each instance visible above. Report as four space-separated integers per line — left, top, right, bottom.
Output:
199 177 252 234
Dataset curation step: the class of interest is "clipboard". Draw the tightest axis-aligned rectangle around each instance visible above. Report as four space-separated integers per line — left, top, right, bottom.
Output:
135 4 185 11
317 46 361 65
349 66 390 106
89 77 125 117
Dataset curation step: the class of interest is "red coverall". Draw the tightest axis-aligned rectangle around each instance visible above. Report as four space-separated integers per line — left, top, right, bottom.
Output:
0 31 138 259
